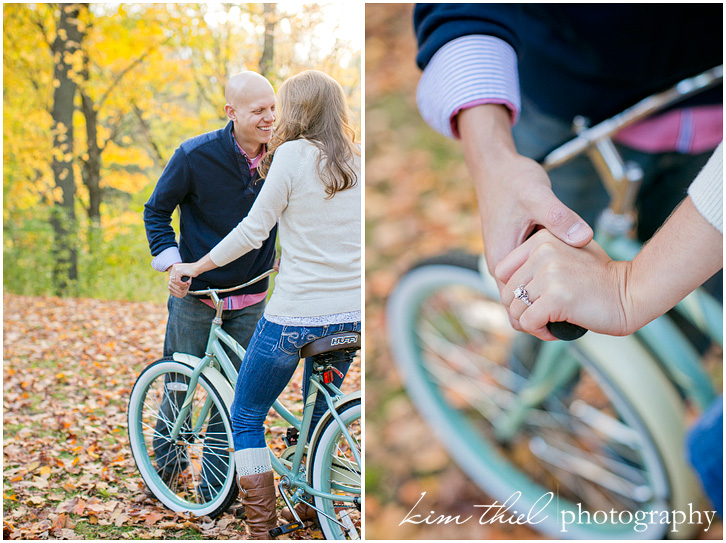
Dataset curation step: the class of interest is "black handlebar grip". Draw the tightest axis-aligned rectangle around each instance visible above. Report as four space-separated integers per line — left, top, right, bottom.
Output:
547 321 587 341
181 275 190 282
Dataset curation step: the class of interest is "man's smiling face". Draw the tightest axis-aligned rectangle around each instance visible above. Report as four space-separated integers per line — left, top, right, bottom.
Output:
226 77 276 156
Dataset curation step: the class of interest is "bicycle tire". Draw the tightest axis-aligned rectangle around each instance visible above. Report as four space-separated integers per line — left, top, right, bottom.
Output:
128 357 238 518
386 252 693 539
308 398 362 540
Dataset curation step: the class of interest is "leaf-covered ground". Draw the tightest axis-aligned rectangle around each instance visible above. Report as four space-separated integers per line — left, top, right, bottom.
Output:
3 293 359 540
364 3 723 540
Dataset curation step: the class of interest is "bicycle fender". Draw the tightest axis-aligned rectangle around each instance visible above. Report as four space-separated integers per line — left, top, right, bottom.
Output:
172 353 236 410
575 332 703 539
305 391 361 473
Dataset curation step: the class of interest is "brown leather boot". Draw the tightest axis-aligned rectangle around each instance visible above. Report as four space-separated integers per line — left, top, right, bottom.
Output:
281 501 318 523
237 471 278 539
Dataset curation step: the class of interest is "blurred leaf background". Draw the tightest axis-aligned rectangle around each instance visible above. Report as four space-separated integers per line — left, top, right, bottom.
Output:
4 2 361 303
364 4 524 540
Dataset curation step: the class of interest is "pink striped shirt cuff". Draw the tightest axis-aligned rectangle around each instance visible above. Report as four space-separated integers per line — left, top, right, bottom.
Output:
417 35 520 140
151 246 182 272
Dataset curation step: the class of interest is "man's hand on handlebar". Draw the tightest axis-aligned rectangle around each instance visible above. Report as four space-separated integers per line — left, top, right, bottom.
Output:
167 254 219 298
168 263 198 298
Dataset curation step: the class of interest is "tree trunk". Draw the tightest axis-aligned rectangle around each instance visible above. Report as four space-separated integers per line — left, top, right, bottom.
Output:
50 3 85 294
80 51 102 228
258 4 276 79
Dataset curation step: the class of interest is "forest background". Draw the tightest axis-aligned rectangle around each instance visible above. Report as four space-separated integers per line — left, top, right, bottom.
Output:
4 2 361 303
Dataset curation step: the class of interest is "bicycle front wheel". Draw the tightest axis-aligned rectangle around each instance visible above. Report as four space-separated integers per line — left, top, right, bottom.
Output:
386 252 679 539
128 357 238 518
309 398 362 540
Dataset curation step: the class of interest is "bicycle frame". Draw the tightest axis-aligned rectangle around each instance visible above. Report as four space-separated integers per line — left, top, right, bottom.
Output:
166 283 360 510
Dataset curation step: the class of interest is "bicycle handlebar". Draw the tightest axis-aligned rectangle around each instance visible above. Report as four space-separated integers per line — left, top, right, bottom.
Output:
185 269 276 297
547 321 587 341
542 65 723 171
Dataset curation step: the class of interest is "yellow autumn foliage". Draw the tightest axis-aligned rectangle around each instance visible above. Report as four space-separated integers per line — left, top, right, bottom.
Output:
101 171 150 194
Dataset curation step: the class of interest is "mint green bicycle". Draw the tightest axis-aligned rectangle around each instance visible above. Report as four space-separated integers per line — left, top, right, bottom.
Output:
128 272 361 539
386 66 722 539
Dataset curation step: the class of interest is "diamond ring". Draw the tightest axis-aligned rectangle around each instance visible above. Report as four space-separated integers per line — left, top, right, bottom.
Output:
513 284 532 307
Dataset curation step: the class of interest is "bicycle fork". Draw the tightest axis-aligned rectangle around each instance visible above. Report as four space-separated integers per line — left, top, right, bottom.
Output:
167 357 216 443
493 341 579 443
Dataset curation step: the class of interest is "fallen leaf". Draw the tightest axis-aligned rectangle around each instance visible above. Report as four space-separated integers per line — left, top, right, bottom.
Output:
73 498 86 515
52 513 67 531
143 511 165 526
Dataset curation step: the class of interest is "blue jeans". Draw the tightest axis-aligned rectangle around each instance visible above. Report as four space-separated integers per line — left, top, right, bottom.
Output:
230 317 361 451
154 294 265 497
686 397 723 516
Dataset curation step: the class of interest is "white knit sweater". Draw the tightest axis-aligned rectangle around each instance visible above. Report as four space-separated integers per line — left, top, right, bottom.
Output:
210 139 361 318
688 141 723 234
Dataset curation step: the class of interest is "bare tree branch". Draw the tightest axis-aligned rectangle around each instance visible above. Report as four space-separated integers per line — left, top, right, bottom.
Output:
96 35 173 110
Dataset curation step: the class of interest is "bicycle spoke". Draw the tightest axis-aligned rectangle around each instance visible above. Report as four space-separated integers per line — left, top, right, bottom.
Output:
142 399 175 431
140 420 176 443
419 315 526 390
423 354 512 418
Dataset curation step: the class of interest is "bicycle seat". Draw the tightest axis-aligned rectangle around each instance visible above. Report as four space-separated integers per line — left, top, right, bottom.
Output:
301 332 361 358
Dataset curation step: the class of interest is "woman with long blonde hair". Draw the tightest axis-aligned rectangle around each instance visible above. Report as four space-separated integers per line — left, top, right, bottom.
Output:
169 70 360 539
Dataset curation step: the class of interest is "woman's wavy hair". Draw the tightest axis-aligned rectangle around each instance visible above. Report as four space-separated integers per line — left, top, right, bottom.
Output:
257 70 359 198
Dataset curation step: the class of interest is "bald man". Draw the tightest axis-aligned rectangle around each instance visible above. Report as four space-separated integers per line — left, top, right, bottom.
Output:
143 72 277 503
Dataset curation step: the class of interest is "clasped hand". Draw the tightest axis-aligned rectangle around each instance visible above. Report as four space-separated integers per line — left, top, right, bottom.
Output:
167 262 201 298
494 230 632 341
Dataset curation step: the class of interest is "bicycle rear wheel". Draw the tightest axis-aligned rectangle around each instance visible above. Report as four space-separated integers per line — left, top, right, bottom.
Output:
386 252 684 539
128 357 237 518
309 398 362 540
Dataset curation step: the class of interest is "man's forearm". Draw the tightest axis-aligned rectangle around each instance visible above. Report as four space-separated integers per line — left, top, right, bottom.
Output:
458 103 519 184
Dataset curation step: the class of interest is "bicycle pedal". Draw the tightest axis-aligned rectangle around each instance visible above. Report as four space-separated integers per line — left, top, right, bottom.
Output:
283 426 299 447
269 521 305 537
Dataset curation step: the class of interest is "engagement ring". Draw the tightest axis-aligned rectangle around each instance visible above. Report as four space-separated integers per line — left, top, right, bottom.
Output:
513 284 532 306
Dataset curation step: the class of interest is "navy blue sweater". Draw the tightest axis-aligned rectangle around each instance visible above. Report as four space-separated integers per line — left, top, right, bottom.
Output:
415 4 722 124
144 121 276 294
